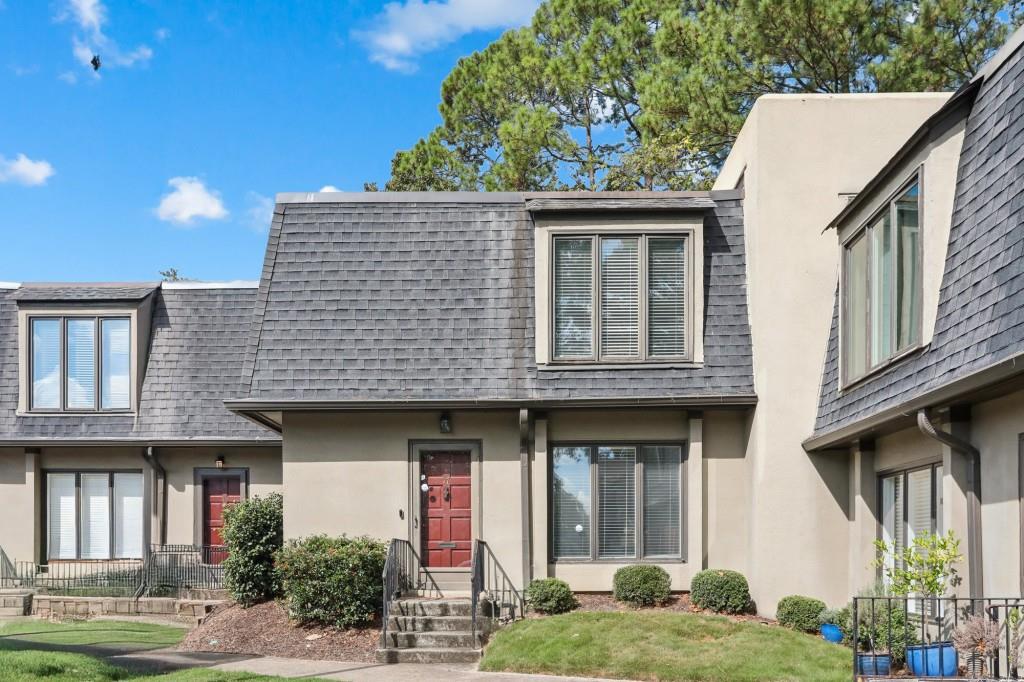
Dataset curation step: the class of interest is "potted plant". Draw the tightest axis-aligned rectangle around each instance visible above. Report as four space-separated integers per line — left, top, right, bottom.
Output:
848 598 915 674
1006 607 1023 679
952 614 1000 678
874 530 963 677
819 607 845 643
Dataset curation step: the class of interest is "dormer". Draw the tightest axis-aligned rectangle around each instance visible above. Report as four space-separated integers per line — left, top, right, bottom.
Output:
13 283 158 415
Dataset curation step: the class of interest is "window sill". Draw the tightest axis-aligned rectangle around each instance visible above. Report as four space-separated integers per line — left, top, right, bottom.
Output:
550 558 687 565
840 343 928 393
17 410 136 417
539 362 700 371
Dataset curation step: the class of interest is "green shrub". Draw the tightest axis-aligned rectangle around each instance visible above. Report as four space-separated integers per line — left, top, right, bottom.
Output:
819 606 849 628
526 578 578 614
222 493 283 606
275 535 387 628
776 595 826 632
844 601 918 665
690 569 750 614
613 565 671 607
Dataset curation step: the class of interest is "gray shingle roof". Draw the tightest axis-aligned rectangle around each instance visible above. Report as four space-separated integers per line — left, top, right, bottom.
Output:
812 41 1024 442
241 197 754 403
11 283 158 302
0 286 277 442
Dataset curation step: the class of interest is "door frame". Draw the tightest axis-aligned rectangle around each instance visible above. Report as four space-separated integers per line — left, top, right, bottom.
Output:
408 441 482 565
193 467 249 547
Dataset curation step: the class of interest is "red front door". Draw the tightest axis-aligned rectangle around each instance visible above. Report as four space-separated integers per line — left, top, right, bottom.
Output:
203 476 241 563
421 451 472 568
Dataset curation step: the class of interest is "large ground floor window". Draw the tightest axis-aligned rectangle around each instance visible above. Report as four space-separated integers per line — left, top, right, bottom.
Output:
879 463 943 570
551 443 684 561
47 471 144 560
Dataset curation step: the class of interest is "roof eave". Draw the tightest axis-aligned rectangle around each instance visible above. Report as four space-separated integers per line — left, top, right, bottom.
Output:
225 395 758 413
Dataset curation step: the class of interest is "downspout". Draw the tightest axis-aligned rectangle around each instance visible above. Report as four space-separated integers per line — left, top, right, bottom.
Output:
916 409 983 599
142 447 167 549
519 408 532 591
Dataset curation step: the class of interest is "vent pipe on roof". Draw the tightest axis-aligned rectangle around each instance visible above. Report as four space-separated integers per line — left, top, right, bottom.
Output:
916 409 983 600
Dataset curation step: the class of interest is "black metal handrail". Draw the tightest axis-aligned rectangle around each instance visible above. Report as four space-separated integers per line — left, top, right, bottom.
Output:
851 595 1024 680
470 539 525 644
380 538 435 650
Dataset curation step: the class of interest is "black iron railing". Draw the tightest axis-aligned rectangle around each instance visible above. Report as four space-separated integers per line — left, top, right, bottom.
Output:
470 539 525 644
144 544 227 595
381 538 437 649
851 596 1024 680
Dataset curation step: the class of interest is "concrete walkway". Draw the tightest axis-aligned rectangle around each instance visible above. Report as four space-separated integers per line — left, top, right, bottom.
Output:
110 649 620 681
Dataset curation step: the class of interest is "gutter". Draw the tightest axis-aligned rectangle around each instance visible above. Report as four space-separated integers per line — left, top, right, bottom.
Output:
519 409 532 591
142 447 167 550
916 410 983 600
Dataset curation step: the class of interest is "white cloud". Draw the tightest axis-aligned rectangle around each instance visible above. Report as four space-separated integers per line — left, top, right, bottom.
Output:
10 64 39 77
155 27 170 42
155 177 228 226
319 185 342 192
58 0 153 75
0 154 55 186
58 71 78 84
244 192 274 232
355 0 539 73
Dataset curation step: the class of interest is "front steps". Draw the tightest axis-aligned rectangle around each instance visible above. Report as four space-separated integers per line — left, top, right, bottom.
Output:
376 597 490 664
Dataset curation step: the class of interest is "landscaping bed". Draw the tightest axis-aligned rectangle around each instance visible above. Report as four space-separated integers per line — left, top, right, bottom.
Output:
178 600 378 662
573 592 774 624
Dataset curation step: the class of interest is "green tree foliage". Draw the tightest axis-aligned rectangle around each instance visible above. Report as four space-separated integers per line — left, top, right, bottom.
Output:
387 0 1022 191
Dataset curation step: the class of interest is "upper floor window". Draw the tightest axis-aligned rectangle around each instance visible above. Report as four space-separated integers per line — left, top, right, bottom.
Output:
553 234 689 362
31 316 131 412
842 177 922 383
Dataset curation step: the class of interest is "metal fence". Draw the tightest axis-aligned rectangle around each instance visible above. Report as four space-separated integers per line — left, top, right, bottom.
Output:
852 596 1024 680
0 544 227 598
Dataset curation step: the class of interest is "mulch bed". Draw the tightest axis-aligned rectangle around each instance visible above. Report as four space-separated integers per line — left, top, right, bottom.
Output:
571 592 776 625
177 601 379 662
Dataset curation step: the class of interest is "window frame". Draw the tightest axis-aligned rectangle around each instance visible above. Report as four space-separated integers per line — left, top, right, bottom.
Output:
549 232 694 364
840 170 924 387
876 462 942 560
548 440 687 563
43 469 145 562
28 315 133 414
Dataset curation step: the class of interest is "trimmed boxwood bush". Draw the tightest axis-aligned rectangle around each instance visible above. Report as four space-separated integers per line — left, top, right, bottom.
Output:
613 565 672 607
275 535 387 628
690 569 751 614
222 493 283 606
526 578 578 614
776 595 826 632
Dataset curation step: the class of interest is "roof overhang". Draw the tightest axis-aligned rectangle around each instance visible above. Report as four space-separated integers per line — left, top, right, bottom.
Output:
803 352 1024 451
0 438 281 448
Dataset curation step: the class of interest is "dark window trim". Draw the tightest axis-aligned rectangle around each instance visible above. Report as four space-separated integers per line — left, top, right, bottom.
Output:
192 467 249 547
548 440 688 564
43 468 144 562
550 232 693 365
1018 434 1024 596
28 314 133 414
840 169 925 388
876 461 942 556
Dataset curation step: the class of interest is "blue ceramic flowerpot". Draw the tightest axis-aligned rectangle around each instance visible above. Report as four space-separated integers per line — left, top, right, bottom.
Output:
856 653 891 676
820 623 843 643
907 642 958 677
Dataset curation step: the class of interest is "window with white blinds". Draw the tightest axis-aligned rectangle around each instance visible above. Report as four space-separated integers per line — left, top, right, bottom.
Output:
28 316 132 412
880 464 941 578
551 443 684 561
46 472 144 560
552 233 689 362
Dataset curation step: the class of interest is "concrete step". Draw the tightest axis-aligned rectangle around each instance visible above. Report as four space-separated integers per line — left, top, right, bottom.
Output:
388 614 476 632
387 631 482 649
392 599 472 617
376 647 483 665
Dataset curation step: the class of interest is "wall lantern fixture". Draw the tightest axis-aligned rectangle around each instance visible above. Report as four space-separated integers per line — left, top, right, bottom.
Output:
439 412 452 434
215 455 225 469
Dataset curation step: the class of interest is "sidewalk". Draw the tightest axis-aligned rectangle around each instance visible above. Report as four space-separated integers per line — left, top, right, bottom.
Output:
110 649 621 681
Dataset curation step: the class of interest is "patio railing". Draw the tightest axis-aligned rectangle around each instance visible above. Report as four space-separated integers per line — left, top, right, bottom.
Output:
852 595 1024 680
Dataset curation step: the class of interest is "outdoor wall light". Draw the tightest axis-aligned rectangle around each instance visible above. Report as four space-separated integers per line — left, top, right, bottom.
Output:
439 412 452 434
215 455 225 469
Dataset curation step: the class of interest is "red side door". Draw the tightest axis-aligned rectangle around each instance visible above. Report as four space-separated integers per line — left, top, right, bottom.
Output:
203 476 241 563
422 451 472 567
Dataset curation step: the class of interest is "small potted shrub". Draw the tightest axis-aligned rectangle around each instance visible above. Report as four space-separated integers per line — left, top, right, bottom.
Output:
613 565 671 607
952 614 1000 678
818 607 847 643
526 578 578 614
847 593 918 675
776 595 826 633
874 531 962 677
1008 608 1024 679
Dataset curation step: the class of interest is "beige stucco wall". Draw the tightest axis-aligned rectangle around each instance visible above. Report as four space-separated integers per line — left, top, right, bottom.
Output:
714 93 951 614
0 448 38 561
703 410 751 574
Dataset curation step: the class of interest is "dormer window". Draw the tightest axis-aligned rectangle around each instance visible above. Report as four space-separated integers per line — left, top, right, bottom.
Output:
842 175 922 384
30 316 131 411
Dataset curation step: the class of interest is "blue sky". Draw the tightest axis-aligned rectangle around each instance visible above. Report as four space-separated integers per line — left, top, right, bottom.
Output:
0 0 538 282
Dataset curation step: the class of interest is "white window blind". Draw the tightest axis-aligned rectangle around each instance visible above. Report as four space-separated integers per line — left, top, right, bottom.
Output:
32 319 61 410
598 446 636 558
80 473 110 559
907 468 933 546
643 446 681 557
48 474 77 560
934 465 944 533
101 319 131 409
66 319 96 409
114 473 144 558
648 238 687 357
552 447 591 558
600 238 639 358
553 238 594 358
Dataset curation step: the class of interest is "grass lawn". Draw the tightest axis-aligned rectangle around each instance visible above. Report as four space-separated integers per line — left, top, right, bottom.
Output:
480 611 851 682
0 619 185 652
